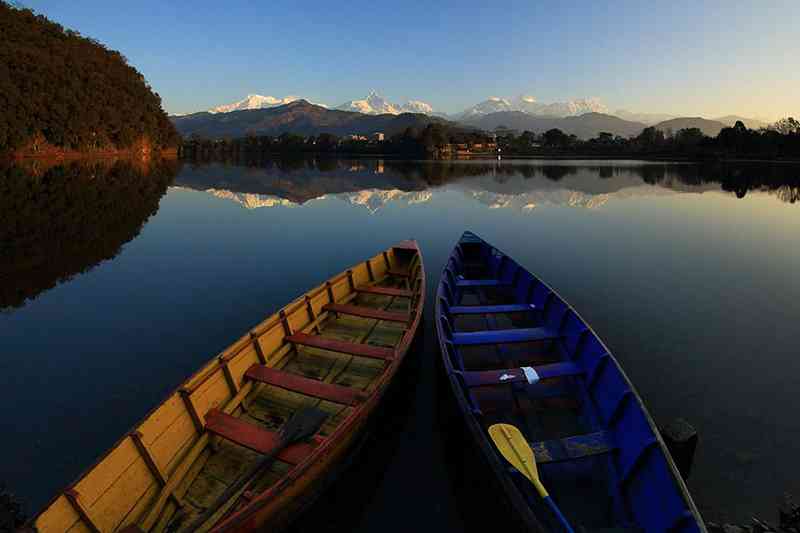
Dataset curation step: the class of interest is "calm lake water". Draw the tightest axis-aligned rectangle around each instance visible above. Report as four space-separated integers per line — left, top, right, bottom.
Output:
2 157 799 527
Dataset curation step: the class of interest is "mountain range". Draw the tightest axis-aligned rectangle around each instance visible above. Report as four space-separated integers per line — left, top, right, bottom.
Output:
172 92 774 140
171 100 446 138
454 96 609 120
195 92 616 119
335 91 437 115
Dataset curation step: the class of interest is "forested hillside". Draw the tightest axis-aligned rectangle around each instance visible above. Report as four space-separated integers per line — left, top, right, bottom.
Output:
0 2 179 155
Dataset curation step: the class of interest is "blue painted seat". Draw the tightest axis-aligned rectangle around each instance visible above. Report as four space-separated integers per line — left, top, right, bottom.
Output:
448 303 536 315
452 327 559 346
455 278 506 288
459 362 583 387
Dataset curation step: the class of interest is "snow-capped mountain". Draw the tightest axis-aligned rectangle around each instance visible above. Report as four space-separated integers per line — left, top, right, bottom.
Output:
402 100 435 114
208 94 325 114
456 97 515 118
335 91 435 115
342 189 432 213
457 96 609 119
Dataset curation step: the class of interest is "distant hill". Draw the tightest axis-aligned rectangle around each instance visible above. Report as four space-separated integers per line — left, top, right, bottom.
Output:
614 110 675 125
171 100 448 139
462 112 647 139
652 117 728 137
0 2 178 155
714 115 770 130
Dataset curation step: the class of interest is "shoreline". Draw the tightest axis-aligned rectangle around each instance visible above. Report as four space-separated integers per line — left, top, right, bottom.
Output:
176 150 800 165
3 147 178 162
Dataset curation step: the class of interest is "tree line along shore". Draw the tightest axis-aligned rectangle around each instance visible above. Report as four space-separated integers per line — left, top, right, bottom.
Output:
179 119 800 162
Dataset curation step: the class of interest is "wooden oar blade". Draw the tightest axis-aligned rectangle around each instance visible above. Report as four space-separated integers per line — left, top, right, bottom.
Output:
488 423 538 484
280 406 328 444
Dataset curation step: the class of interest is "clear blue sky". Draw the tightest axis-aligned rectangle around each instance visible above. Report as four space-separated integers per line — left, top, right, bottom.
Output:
24 0 800 119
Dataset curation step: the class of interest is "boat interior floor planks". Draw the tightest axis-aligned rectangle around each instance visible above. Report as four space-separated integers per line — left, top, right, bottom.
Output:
31 242 424 533
436 231 705 533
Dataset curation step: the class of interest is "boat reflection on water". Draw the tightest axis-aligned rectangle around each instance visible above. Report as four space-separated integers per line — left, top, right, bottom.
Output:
0 158 180 310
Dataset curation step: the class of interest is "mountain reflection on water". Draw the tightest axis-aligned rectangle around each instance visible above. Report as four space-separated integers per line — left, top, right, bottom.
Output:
3 157 798 310
0 158 179 310
175 158 800 213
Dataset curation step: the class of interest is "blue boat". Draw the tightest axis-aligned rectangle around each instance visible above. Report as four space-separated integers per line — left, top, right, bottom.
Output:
435 231 705 532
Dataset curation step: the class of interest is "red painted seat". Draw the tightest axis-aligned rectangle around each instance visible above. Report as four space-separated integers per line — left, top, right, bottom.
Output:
287 332 394 360
245 364 365 406
204 409 318 464
323 303 409 323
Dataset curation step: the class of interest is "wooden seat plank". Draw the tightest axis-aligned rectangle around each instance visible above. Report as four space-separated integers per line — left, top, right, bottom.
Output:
386 269 410 278
452 327 559 346
245 364 363 405
529 430 615 464
204 409 317 464
324 303 409 323
355 286 412 298
456 279 506 288
449 303 536 315
460 362 583 387
287 332 395 360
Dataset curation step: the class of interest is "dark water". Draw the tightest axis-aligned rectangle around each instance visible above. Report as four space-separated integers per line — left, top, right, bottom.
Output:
1 157 799 527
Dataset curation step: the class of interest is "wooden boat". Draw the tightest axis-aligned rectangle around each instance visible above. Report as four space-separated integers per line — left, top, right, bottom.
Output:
31 241 424 533
435 232 705 532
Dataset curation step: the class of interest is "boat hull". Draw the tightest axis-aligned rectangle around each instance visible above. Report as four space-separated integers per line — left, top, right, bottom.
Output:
435 231 704 532
31 241 425 533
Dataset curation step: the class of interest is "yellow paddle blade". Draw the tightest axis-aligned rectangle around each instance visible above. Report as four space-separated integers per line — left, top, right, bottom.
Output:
488 423 548 497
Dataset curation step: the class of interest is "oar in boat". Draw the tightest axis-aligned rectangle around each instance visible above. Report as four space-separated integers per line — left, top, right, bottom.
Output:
174 407 329 533
488 423 575 533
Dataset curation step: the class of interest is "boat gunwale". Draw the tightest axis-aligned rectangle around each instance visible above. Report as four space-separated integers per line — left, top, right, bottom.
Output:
29 240 425 533
434 231 706 532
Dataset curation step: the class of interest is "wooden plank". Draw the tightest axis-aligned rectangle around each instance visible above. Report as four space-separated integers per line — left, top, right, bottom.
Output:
204 409 317 464
35 495 81 533
449 303 536 315
386 269 410 278
227 344 260 389
149 412 196 476
83 459 155 532
287 332 394 360
460 362 583 387
529 431 615 464
72 438 139 508
455 278 506 288
188 370 232 422
323 303 409 323
245 364 364 406
355 286 412 298
452 327 559 346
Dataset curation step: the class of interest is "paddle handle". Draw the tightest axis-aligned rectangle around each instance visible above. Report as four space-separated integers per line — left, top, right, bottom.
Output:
543 495 575 533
